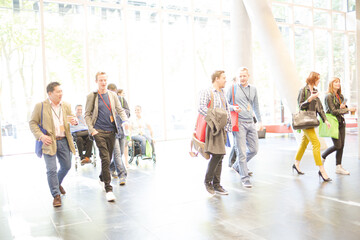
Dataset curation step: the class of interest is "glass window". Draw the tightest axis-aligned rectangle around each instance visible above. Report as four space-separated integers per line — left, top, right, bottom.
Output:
314 10 330 28
43 2 85 106
294 7 312 26
272 0 292 3
0 3 43 155
88 6 126 92
293 0 311 6
314 30 330 91
126 10 164 140
278 26 293 58
348 34 356 104
348 0 356 11
332 32 345 82
272 4 292 23
193 17 223 92
162 14 195 139
332 0 346 11
314 0 331 9
193 0 221 15
294 28 313 80
127 0 157 8
332 13 345 30
162 0 191 11
222 0 231 17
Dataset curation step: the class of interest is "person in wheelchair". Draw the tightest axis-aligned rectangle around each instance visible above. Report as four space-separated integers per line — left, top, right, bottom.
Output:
70 104 93 164
129 105 155 158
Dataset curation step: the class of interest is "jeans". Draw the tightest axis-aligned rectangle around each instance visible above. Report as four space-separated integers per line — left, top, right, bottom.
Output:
205 154 224 187
232 121 258 181
43 138 72 197
322 124 346 165
110 138 127 178
131 134 152 155
295 128 322 166
93 130 116 192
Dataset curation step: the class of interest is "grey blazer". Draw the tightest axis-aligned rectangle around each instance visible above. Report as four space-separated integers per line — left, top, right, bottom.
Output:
84 90 128 135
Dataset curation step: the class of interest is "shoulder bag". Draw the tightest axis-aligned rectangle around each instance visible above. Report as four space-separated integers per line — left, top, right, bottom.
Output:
35 103 48 158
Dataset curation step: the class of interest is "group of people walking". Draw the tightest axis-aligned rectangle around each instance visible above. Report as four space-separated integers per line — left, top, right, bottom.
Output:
29 69 355 206
199 69 355 196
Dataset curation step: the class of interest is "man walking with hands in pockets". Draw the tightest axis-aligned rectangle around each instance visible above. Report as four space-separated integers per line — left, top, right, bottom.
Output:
85 72 129 202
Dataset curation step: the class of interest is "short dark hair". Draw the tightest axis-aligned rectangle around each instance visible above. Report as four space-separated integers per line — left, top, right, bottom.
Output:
107 83 117 91
211 70 225 83
46 82 61 93
95 71 107 80
75 104 82 110
117 89 123 95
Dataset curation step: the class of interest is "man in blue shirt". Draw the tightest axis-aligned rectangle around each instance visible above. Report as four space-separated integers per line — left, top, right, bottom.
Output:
227 67 263 188
70 105 93 164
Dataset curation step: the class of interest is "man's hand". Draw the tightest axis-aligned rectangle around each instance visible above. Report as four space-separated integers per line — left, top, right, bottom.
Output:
92 130 99 136
70 117 78 126
340 104 346 109
258 122 264 131
40 135 52 146
233 105 241 113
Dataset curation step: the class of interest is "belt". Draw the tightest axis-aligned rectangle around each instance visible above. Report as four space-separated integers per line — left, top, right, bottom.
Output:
96 129 114 133
56 136 65 140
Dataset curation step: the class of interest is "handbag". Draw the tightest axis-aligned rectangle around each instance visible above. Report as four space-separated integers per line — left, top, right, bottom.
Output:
35 103 48 158
319 113 339 139
194 93 213 143
190 92 214 159
292 110 320 130
230 85 239 132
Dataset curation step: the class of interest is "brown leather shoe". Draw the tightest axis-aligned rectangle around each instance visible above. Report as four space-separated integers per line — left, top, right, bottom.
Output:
59 185 66 195
53 195 61 207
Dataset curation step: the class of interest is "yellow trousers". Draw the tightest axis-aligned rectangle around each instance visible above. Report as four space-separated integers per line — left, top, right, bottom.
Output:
295 128 322 166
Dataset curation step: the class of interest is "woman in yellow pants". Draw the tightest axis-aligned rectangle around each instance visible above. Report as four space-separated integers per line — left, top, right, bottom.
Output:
293 72 332 181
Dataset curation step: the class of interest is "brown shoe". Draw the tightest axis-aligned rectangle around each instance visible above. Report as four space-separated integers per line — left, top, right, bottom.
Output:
81 157 91 164
53 195 61 207
59 185 66 195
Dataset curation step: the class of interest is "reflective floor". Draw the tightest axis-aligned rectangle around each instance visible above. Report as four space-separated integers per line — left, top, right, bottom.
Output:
1 134 360 240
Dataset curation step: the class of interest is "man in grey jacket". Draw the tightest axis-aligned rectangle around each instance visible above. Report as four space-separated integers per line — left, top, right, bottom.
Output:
226 67 263 188
198 70 232 195
85 72 129 202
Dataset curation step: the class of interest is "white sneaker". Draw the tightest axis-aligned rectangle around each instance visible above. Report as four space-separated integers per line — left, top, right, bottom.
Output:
335 165 350 175
106 191 116 202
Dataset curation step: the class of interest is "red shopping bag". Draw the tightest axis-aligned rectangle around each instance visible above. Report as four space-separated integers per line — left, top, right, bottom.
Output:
231 85 239 132
195 114 207 142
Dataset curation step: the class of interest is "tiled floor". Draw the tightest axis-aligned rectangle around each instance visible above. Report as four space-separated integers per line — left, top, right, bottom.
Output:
1 134 360 240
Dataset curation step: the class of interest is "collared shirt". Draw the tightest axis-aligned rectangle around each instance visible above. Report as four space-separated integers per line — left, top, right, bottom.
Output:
226 84 262 122
70 115 88 133
198 87 232 132
49 98 65 137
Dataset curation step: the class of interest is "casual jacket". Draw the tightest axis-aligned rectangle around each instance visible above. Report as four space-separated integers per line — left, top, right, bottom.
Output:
204 107 228 155
324 93 349 127
84 91 128 135
29 100 76 156
298 85 327 122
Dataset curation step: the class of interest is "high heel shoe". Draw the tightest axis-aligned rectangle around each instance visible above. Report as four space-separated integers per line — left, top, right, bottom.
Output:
318 171 332 182
292 164 304 175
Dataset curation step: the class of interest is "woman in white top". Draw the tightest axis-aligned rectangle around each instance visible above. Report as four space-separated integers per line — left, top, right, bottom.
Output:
130 105 154 156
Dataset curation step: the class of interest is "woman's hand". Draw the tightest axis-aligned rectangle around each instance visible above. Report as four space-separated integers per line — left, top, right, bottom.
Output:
308 92 319 102
325 120 331 129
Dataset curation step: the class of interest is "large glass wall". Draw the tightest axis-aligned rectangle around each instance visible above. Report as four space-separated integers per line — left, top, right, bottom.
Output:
0 0 357 155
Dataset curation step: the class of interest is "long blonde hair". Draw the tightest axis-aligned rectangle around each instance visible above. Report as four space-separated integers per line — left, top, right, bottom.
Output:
327 77 342 95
